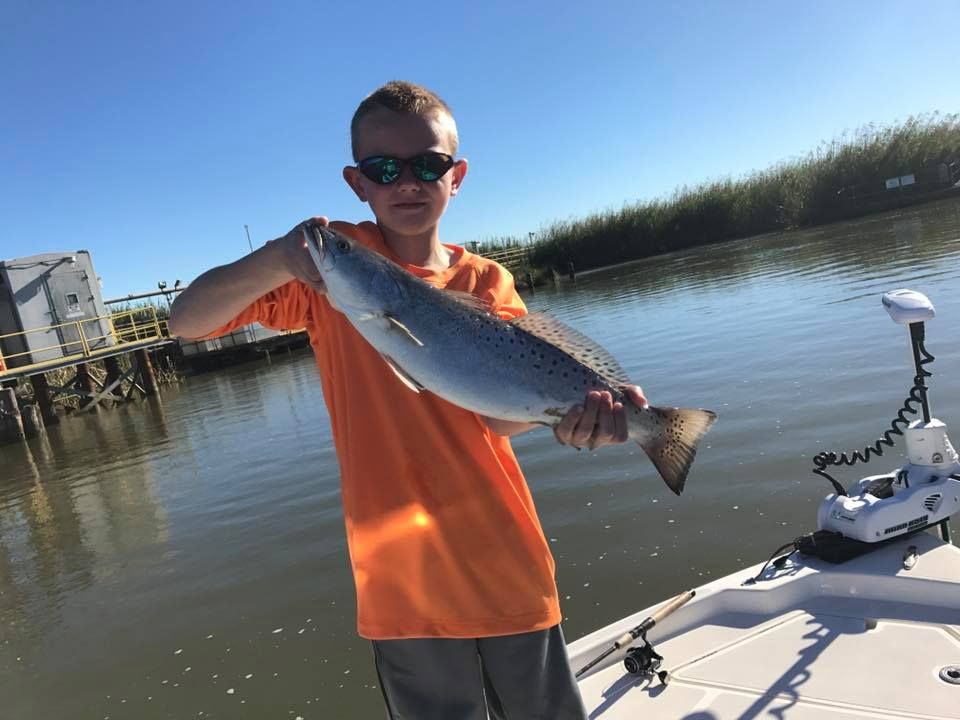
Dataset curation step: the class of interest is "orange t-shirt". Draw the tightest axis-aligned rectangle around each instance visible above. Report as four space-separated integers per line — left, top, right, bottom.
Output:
215 221 561 639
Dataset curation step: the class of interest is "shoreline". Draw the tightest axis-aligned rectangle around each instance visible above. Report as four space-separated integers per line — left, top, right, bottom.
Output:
524 189 960 284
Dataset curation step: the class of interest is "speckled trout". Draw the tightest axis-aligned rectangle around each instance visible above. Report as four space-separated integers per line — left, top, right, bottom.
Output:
304 223 717 495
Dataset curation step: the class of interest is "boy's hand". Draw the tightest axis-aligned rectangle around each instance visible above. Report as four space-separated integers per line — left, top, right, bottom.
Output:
553 386 647 450
268 216 329 293
169 216 332 340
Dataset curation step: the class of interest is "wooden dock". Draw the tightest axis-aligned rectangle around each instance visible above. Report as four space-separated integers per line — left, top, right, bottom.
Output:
0 307 173 434
0 307 171 380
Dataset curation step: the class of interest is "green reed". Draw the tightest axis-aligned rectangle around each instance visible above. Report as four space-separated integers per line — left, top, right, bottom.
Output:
517 113 960 273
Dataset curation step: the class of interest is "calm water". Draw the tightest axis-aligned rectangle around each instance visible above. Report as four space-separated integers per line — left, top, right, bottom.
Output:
3 198 960 718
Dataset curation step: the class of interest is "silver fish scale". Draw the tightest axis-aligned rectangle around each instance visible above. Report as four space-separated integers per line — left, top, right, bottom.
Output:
438 298 598 384
372 278 623 423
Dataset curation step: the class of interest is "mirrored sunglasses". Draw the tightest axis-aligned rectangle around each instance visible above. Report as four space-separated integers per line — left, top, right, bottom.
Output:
357 152 455 185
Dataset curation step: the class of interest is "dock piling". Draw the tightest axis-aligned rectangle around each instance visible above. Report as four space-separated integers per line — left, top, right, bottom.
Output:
104 355 123 385
0 387 25 443
103 356 124 408
21 404 44 438
134 349 158 396
30 373 59 425
75 363 99 412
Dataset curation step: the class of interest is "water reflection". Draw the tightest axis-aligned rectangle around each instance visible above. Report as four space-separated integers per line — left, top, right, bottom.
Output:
0 403 170 646
0 198 959 718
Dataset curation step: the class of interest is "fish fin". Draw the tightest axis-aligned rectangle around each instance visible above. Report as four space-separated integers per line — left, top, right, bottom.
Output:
386 315 425 346
636 407 717 495
380 354 425 393
443 289 493 313
510 313 632 386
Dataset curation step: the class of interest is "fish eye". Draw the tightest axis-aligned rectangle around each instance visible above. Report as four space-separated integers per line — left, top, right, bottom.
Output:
336 239 350 252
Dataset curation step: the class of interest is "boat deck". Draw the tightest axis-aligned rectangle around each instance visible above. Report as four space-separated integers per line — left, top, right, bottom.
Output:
570 532 960 719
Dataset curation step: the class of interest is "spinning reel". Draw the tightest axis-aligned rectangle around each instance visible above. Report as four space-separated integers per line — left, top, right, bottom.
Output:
575 589 694 683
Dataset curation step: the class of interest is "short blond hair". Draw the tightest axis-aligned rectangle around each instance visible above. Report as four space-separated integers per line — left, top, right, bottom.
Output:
350 80 459 161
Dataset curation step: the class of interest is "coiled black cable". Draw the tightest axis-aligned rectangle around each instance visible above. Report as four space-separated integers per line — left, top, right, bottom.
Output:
811 335 935 495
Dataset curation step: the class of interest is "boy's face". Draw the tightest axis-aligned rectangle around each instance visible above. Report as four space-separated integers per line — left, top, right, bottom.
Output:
343 108 467 240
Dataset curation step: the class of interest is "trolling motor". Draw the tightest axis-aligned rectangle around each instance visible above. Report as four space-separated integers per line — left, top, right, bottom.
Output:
575 589 695 682
814 289 960 547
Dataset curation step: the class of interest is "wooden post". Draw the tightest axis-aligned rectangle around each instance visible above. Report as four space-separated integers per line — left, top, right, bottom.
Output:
30 373 59 426
21 404 44 438
75 363 98 412
104 355 123 386
134 349 158 396
103 355 124 408
0 387 24 443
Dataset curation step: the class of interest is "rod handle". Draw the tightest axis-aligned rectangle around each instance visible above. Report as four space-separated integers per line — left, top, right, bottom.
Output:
648 589 696 626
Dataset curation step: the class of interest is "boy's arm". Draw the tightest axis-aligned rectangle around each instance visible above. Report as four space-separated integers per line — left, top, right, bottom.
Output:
169 218 328 339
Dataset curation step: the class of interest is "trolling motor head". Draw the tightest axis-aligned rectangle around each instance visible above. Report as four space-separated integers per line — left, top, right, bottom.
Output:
816 290 960 544
882 290 957 471
881 288 936 325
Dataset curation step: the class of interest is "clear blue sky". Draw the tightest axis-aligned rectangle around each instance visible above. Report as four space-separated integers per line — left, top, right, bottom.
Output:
2 1 957 298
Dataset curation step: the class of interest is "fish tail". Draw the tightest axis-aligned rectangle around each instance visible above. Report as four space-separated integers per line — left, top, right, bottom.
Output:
635 406 717 495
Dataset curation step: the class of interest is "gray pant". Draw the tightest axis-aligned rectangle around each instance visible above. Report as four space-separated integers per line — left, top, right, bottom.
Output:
372 625 588 720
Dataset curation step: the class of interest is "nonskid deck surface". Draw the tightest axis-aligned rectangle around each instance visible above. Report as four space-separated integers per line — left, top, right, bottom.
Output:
570 532 960 719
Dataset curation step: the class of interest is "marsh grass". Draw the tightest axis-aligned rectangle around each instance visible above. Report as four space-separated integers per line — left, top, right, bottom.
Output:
519 114 960 273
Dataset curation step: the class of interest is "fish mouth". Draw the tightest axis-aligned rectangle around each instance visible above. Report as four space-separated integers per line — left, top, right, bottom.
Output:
303 223 332 273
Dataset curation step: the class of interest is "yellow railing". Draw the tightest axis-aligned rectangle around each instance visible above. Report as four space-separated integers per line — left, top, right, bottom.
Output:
0 307 170 376
108 307 167 344
478 245 531 270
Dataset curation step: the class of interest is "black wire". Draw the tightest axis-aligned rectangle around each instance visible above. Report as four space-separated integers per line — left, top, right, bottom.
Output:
898 469 910 488
743 542 796 585
811 338 934 495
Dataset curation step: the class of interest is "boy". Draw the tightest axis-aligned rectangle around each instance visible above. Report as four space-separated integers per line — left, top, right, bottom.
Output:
169 80 646 719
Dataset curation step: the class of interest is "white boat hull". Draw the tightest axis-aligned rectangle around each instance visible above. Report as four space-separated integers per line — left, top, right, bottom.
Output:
570 531 960 719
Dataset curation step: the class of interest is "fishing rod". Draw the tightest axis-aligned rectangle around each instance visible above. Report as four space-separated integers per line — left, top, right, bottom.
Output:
575 588 695 682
